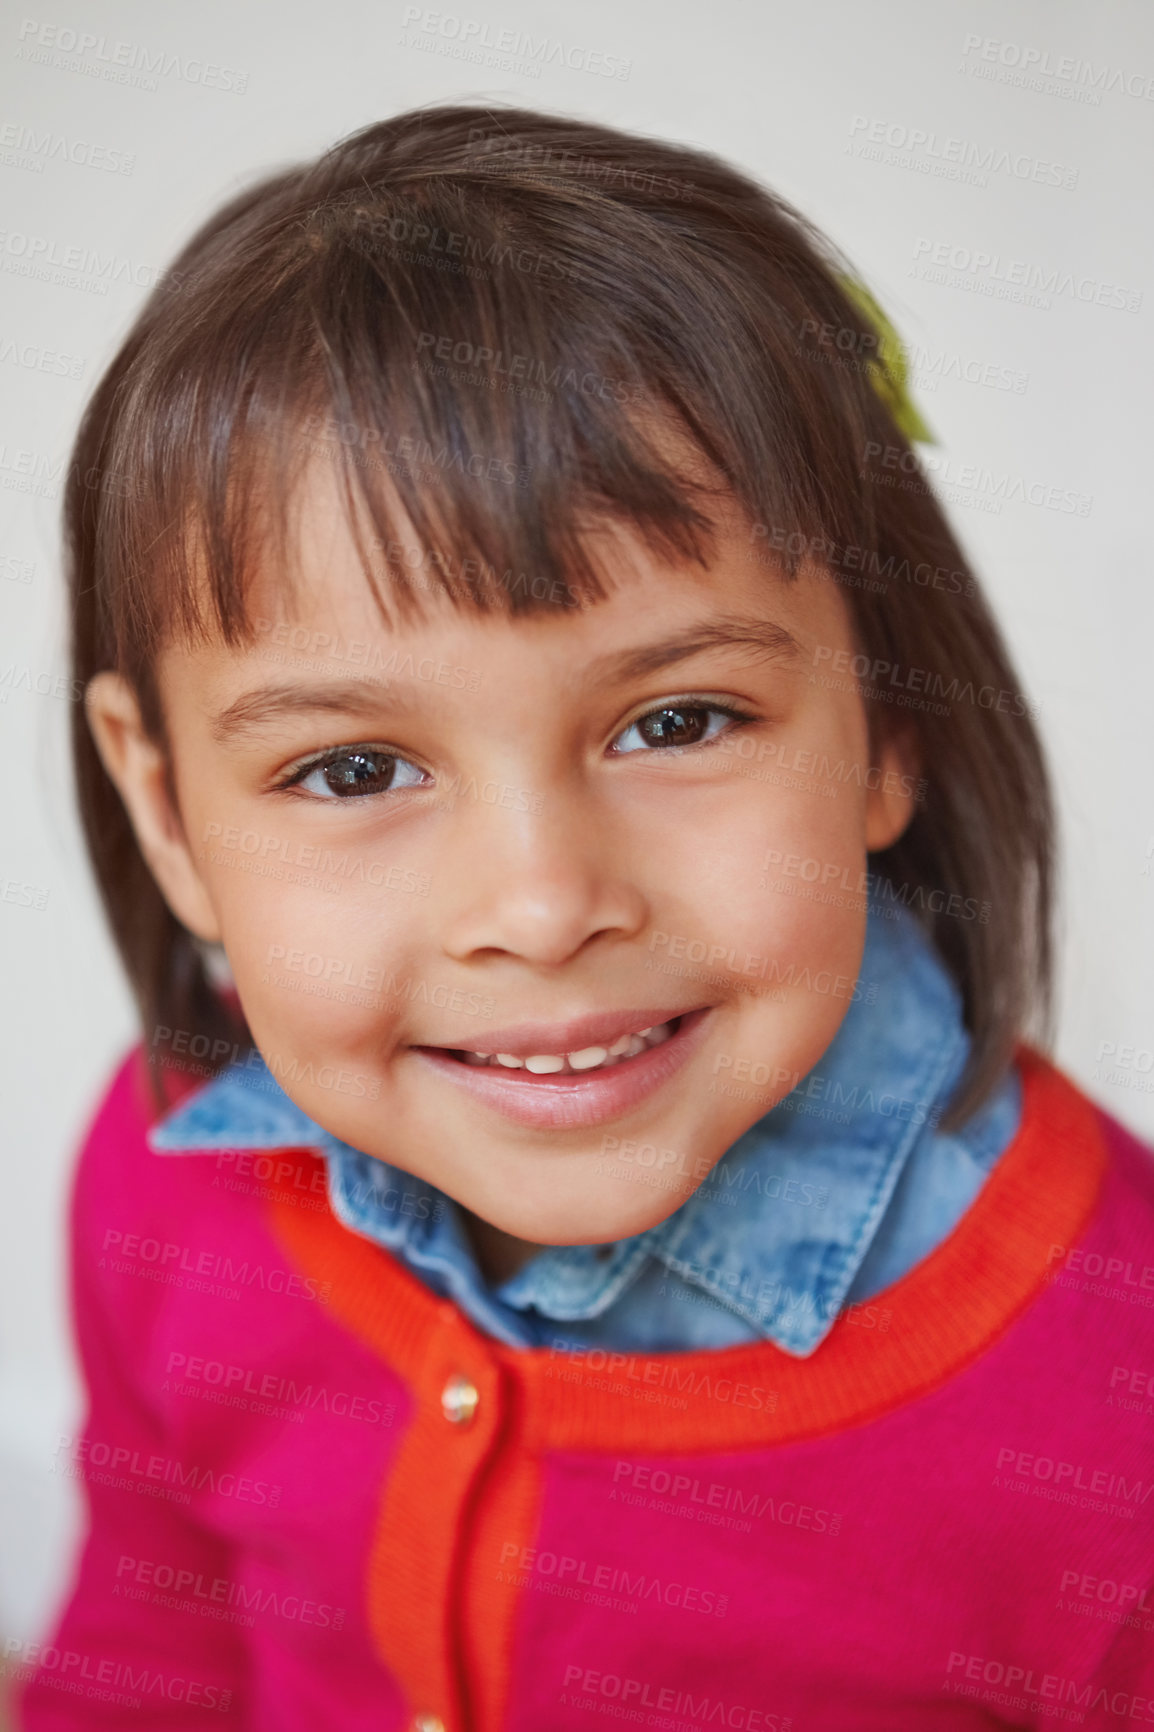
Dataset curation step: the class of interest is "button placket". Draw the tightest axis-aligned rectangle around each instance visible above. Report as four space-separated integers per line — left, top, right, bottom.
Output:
386 1316 504 1732
441 1372 481 1426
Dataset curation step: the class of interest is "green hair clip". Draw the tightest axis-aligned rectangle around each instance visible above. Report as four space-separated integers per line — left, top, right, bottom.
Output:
840 276 935 446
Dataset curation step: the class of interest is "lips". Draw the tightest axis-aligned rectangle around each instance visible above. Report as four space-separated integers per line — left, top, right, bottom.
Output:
410 1007 714 1131
453 1018 677 1076
438 1006 704 1060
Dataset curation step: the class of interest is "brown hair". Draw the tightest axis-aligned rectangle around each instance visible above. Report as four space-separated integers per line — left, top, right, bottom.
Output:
67 102 1054 1127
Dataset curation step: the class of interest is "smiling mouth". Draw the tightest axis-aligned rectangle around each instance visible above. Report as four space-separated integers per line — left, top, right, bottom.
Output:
440 1017 684 1077
412 1008 712 1128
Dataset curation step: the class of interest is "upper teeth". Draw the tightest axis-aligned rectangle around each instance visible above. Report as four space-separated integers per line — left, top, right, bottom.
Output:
461 1021 675 1073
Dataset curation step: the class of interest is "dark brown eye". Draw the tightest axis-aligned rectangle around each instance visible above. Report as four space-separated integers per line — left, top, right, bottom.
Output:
615 704 736 754
638 706 710 746
320 751 396 795
293 749 425 799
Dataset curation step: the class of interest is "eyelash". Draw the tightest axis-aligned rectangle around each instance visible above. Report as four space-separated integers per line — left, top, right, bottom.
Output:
609 699 757 758
273 698 761 801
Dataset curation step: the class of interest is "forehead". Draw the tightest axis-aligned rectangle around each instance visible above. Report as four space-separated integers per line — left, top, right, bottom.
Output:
161 451 856 697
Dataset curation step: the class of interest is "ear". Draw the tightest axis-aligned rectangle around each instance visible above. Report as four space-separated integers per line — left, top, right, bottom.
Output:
85 671 222 944
864 720 922 853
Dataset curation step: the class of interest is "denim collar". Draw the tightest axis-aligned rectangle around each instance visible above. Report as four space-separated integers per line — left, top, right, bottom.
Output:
149 904 973 1356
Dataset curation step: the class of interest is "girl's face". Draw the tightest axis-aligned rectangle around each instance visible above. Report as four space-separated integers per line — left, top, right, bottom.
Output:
91 462 916 1247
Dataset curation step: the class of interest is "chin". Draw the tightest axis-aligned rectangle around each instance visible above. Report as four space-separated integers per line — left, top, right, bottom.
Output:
495 1192 686 1250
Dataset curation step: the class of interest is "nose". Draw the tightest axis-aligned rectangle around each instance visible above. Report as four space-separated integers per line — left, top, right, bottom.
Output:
436 790 648 968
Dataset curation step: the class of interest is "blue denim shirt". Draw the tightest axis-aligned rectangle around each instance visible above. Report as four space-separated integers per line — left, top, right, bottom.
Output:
150 904 1020 1358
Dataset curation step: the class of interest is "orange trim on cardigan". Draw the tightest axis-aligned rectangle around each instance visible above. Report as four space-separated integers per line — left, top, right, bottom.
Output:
271 1183 545 1730
268 1046 1107 1725
459 1432 546 1732
510 1046 1108 1451
271 1047 1106 1451
365 1308 510 1726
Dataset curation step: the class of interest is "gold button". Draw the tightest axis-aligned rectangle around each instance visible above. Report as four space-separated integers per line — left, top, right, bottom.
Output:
412 1718 445 1732
441 1373 480 1426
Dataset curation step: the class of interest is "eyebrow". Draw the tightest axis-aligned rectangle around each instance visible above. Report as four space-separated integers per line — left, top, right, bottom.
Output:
210 678 418 745
209 614 801 744
582 614 801 691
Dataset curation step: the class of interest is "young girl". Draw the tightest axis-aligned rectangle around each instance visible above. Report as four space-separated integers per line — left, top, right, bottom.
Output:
14 104 1154 1730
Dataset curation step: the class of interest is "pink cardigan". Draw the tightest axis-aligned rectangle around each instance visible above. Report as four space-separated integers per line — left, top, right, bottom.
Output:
13 1044 1154 1729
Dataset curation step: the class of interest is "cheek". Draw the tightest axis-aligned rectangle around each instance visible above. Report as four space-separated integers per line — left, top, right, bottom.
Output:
207 871 416 1059
679 776 871 971
760 790 870 954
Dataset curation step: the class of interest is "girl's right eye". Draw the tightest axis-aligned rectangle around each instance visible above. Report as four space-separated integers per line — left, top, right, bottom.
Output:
281 748 428 801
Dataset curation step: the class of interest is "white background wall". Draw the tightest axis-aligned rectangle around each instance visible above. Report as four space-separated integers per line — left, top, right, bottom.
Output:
1 0 1152 1648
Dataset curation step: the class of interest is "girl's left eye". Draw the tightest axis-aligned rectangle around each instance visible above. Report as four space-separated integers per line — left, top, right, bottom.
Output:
611 702 751 755
282 748 427 800
278 702 753 799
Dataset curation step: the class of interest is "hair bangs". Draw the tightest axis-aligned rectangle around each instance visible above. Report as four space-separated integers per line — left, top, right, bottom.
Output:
92 147 877 681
